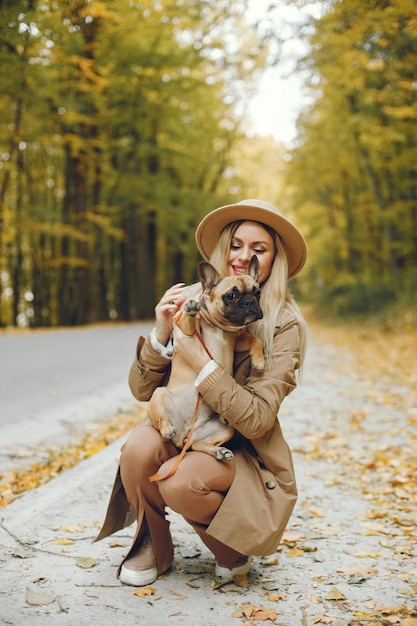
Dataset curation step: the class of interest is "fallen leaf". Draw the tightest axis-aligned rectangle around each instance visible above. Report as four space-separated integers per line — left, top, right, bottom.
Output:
64 524 83 533
325 587 346 601
131 586 155 597
53 538 74 545
211 577 231 590
26 589 56 606
337 565 378 575
360 521 390 534
267 593 286 602
169 589 188 599
233 573 248 588
286 547 304 558
25 584 56 606
310 594 322 604
76 557 97 569
364 600 376 609
232 603 277 621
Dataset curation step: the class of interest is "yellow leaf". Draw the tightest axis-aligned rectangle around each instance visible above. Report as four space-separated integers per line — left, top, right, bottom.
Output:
308 509 325 517
232 603 277 621
360 521 389 535
267 593 286 602
76 557 97 569
286 547 304 558
364 600 376 609
169 589 188 599
310 595 322 604
325 587 346 601
132 586 155 597
337 565 378 575
354 552 381 558
233 573 249 587
64 524 83 533
53 539 74 545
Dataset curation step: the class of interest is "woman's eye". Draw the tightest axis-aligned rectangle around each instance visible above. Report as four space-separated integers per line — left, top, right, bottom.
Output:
253 249 265 254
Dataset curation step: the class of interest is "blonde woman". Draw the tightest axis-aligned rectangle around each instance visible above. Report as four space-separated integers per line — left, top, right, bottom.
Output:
96 199 308 587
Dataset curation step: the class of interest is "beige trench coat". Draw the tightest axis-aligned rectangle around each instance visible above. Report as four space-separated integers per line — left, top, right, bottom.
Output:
96 306 301 556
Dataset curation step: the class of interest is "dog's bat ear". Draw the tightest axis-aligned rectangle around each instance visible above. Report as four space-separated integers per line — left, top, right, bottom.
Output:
198 262 221 293
248 255 260 283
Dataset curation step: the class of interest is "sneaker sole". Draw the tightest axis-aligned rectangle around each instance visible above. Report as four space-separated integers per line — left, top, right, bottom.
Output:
119 564 158 587
215 556 252 579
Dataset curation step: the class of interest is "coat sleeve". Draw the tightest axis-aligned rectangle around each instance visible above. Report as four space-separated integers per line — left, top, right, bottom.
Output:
128 335 171 402
196 309 301 440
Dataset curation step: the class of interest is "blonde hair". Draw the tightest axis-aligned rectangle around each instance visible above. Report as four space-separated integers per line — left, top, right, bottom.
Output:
209 221 307 372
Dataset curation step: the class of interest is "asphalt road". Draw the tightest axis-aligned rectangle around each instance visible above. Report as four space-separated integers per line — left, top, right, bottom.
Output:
0 322 153 471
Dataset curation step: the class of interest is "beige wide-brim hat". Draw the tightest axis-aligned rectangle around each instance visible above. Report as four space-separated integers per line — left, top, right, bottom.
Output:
195 198 307 279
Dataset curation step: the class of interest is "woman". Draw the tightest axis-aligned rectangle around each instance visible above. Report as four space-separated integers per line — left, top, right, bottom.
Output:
95 198 308 587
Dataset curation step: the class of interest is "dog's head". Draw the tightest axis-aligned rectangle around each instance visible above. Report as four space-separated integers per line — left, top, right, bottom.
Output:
198 256 263 328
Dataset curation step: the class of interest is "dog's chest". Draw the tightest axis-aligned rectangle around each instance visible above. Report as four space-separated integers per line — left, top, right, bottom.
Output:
202 325 235 374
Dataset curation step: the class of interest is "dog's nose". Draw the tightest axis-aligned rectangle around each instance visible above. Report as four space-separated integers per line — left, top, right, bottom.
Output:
242 297 257 309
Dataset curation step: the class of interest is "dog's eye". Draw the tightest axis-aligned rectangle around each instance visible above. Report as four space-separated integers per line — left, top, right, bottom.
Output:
226 292 237 301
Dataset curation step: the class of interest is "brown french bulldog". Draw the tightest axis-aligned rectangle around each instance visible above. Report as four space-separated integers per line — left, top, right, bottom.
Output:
148 256 264 461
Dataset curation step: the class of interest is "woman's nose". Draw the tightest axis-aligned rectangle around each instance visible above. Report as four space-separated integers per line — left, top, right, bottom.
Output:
238 246 251 261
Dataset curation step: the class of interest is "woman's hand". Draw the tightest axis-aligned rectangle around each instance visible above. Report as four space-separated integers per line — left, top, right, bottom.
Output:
172 317 212 373
154 283 186 346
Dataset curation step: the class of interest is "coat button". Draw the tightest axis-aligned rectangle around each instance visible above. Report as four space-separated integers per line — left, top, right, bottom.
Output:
265 480 276 490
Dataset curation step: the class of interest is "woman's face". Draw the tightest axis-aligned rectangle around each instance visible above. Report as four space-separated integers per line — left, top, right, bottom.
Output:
227 221 275 284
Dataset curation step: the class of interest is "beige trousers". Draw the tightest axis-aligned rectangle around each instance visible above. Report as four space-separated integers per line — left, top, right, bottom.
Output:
119 424 246 574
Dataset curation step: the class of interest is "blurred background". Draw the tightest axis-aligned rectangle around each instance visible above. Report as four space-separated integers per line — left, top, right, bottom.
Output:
1 0 416 328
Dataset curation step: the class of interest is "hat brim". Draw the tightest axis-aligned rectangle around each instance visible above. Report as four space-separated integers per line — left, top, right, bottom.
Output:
195 201 307 279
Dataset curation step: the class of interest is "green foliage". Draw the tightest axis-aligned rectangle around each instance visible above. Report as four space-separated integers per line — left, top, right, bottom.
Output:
284 0 417 320
0 0 268 326
315 279 397 317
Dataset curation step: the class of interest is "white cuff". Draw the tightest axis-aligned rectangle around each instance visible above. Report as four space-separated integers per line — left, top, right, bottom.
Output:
194 359 219 387
150 327 174 359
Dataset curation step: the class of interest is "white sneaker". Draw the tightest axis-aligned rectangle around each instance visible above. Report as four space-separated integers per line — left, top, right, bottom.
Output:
119 535 158 587
119 564 158 587
215 555 252 579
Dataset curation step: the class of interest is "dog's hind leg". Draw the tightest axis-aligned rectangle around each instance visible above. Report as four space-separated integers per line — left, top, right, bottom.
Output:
191 439 234 461
190 421 235 461
148 388 177 440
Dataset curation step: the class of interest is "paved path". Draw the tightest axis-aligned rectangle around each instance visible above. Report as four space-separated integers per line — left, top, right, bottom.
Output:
0 322 153 471
0 326 415 625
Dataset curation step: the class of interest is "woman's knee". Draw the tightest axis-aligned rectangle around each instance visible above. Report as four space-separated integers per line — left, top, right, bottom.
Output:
120 424 175 475
157 452 235 520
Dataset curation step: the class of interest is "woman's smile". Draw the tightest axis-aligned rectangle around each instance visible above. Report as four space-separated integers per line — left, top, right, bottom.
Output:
227 221 275 283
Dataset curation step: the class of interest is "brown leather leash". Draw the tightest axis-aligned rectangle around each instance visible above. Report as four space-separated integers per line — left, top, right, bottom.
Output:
148 312 212 483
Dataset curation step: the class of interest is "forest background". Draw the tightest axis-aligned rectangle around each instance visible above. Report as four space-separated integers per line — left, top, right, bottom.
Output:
0 0 416 328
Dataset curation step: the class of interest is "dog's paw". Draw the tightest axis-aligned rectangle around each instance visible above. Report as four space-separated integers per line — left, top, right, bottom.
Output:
160 425 177 440
215 447 234 462
251 357 265 372
184 299 200 316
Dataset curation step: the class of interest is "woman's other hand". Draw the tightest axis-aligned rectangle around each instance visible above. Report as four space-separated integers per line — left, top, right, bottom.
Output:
154 283 186 346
